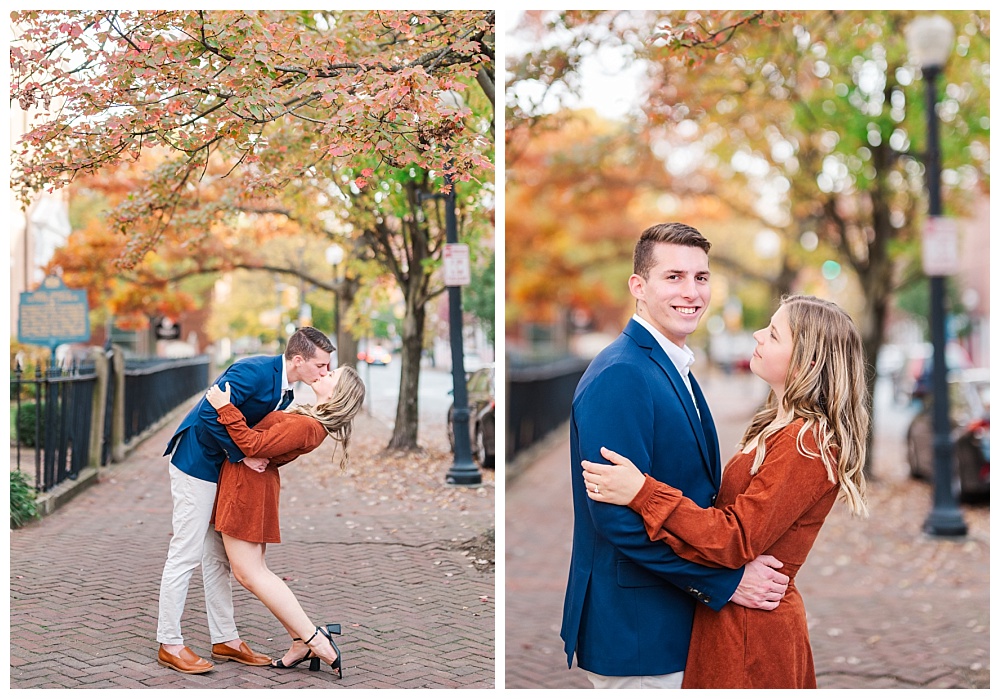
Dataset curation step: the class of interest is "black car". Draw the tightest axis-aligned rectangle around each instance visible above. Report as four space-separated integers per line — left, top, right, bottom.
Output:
906 368 989 502
447 365 495 469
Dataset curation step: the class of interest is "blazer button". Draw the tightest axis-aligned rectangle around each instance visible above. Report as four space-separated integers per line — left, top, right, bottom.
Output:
711 493 717 505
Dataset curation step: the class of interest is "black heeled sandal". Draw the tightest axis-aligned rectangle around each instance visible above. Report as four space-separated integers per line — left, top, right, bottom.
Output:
271 638 315 669
304 624 342 678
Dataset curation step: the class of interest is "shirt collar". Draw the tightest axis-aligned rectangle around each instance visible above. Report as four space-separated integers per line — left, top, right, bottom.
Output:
632 314 696 377
280 354 292 393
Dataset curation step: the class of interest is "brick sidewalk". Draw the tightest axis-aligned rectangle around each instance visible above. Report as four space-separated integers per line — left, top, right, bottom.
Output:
505 371 989 689
10 406 496 689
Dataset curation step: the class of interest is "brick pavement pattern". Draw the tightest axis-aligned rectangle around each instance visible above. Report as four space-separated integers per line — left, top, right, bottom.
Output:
10 408 495 689
505 371 989 689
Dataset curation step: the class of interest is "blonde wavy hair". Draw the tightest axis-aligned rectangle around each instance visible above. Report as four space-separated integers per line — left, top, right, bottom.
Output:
288 366 366 470
740 295 870 517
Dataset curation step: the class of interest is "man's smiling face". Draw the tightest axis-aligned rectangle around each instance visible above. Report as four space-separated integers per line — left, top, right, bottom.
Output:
628 242 711 348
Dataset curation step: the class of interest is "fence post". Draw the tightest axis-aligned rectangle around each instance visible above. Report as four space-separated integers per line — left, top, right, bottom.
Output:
88 347 110 469
110 346 127 463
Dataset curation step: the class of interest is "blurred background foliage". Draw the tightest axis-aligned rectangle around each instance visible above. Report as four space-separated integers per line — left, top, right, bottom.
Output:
505 10 989 376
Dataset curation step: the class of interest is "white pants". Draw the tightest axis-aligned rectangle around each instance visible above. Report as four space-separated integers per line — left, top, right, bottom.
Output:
156 462 237 645
586 671 684 689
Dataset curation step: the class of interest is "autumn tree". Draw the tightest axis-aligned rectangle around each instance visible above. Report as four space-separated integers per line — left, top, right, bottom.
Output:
639 10 987 373
505 10 806 346
13 9 495 451
507 10 989 465
506 111 659 345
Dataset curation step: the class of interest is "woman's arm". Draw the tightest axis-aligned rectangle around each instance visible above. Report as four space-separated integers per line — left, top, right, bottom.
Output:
583 430 837 568
206 383 322 460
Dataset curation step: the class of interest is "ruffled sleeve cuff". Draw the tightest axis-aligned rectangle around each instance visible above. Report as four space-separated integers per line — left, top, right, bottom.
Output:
216 404 244 425
627 474 683 531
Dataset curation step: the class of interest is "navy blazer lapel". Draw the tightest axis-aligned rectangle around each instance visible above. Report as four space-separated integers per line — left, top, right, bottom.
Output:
689 373 721 487
624 320 713 475
269 355 284 411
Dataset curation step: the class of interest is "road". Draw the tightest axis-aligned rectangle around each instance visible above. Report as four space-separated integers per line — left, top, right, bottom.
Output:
358 357 455 428
291 357 457 446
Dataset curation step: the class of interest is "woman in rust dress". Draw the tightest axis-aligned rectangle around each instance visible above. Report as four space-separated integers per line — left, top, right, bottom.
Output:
205 365 365 677
582 295 870 688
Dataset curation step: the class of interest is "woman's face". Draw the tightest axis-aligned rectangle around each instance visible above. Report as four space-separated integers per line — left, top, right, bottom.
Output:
310 366 345 403
750 304 794 393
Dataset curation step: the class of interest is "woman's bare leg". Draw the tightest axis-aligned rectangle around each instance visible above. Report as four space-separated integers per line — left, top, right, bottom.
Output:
222 534 338 665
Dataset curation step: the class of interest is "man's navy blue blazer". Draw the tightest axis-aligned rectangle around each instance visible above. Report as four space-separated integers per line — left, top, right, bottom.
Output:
560 319 744 677
163 354 286 483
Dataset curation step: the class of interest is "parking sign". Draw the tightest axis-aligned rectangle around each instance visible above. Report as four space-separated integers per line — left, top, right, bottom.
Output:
922 217 959 276
443 243 471 286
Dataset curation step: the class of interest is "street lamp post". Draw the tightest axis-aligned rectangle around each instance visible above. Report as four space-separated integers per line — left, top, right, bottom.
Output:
441 169 481 487
326 243 344 364
417 178 480 486
421 90 481 487
907 15 967 537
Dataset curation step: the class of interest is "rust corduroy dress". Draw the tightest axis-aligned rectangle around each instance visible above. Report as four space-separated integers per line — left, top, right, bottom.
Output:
627 419 839 688
211 404 327 544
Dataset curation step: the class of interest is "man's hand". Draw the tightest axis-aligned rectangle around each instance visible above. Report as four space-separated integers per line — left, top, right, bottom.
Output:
242 456 268 473
729 554 789 610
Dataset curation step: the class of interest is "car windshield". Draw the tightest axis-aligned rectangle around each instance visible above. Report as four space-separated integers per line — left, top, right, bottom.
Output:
948 378 989 422
468 368 495 394
972 381 990 413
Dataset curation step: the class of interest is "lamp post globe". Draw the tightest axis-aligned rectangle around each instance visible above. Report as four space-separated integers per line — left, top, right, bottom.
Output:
906 15 955 69
325 243 344 267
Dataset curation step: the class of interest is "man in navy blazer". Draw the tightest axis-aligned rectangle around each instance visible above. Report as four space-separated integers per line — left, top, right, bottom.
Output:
155 327 334 674
561 223 789 688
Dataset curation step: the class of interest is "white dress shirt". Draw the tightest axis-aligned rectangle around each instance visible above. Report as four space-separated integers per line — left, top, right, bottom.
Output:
277 354 293 410
632 314 701 418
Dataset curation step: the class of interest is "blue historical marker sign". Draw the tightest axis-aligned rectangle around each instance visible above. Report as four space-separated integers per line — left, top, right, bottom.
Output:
18 275 91 351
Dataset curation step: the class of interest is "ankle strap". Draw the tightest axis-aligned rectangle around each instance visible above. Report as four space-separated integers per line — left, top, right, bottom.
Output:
303 627 321 646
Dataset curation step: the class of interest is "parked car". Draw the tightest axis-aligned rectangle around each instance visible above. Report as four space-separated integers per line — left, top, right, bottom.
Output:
906 368 989 502
358 345 391 365
447 365 495 469
894 341 972 404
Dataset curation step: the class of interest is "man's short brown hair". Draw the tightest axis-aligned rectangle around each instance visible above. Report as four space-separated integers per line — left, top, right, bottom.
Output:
285 326 334 360
633 222 712 279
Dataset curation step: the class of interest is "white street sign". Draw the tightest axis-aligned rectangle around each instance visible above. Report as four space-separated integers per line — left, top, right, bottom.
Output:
443 243 471 286
922 217 959 276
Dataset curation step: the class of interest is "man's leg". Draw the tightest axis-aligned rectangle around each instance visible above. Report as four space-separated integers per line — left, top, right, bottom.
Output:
157 462 217 646
156 462 217 674
202 526 238 644
202 508 272 666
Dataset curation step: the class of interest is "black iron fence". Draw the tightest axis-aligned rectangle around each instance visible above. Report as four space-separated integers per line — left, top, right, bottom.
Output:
506 356 591 463
122 357 209 443
11 363 98 493
10 351 210 494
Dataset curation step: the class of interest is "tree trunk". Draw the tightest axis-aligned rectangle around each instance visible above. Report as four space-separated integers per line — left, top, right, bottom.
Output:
854 212 894 479
335 276 360 371
388 296 426 450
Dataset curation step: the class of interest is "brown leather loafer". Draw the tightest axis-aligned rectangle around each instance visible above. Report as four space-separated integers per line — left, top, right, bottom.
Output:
211 641 272 666
157 645 214 674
